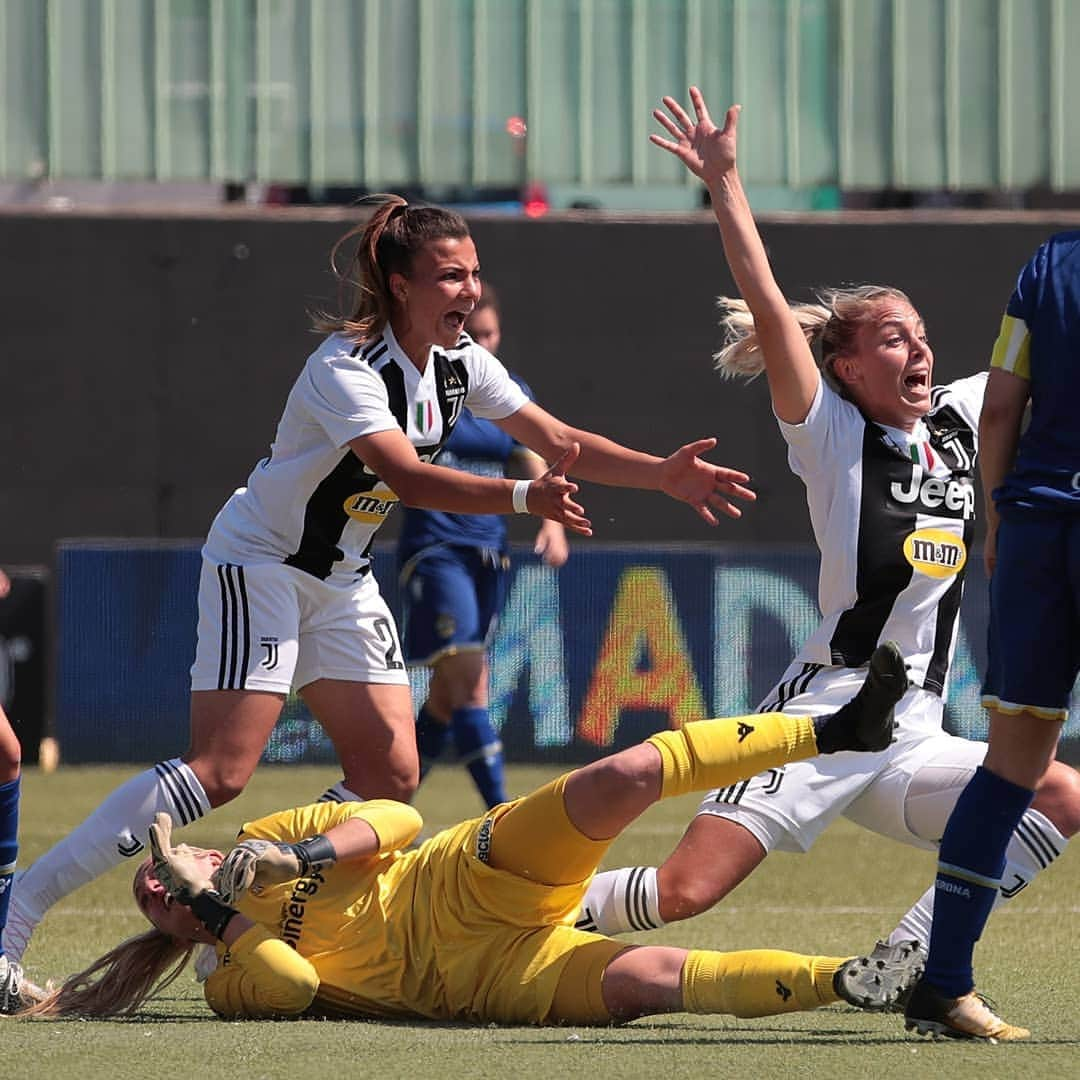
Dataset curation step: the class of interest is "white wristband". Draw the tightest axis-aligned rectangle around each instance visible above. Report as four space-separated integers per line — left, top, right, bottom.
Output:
512 479 532 514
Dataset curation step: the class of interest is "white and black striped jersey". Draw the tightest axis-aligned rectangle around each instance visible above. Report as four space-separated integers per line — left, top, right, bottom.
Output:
781 373 987 696
204 327 529 580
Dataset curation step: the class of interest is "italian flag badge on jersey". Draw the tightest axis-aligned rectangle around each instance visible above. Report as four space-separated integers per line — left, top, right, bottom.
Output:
909 441 935 470
415 400 435 435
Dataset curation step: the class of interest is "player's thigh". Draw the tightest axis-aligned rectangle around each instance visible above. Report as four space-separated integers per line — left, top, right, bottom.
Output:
186 689 286 802
400 547 487 665
301 679 417 797
845 733 985 847
984 516 1076 715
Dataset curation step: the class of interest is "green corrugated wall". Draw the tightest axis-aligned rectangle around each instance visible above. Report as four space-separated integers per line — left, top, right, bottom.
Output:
2 0 1077 194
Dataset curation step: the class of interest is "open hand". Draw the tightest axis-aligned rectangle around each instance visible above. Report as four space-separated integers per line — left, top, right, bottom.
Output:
659 438 756 525
148 812 214 903
527 444 592 537
650 86 740 187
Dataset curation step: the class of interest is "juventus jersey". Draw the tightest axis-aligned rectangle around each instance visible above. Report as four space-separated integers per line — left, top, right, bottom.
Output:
204 327 529 580
782 373 987 695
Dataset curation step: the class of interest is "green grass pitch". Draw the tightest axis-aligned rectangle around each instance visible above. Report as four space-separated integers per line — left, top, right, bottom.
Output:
5 763 1078 1079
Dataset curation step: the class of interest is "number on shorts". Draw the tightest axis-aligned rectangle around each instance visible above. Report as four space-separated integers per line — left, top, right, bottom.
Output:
374 616 405 670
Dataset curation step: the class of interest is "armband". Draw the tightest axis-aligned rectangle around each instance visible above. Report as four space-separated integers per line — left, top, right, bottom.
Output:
188 890 240 940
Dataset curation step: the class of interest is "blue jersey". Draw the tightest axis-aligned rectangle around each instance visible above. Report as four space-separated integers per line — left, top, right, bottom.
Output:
990 230 1080 513
397 373 534 555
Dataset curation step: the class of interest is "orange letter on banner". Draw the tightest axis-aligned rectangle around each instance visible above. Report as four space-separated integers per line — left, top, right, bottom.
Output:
578 567 707 746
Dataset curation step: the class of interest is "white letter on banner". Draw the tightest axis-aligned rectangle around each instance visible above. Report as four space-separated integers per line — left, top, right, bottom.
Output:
490 564 571 746
712 567 818 716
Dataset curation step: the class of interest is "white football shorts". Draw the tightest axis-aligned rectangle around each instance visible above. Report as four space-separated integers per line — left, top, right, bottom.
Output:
695 660 988 853
190 558 408 694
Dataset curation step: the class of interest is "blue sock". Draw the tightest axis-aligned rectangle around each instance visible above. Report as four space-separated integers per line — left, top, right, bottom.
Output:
451 706 506 809
0 776 19 950
415 705 452 781
924 766 1034 997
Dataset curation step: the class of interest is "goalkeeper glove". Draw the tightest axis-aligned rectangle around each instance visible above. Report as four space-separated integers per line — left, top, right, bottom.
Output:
147 812 238 940
214 834 337 903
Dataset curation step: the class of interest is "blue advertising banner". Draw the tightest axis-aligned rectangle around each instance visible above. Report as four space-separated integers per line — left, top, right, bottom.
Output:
55 540 1080 764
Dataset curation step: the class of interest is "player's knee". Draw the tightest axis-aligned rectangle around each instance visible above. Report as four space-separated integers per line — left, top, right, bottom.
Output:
198 771 251 808
344 757 420 802
656 863 729 922
384 761 420 802
1033 761 1080 837
586 746 659 808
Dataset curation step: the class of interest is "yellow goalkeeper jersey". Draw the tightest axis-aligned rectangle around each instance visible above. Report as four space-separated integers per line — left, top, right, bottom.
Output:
204 800 597 1024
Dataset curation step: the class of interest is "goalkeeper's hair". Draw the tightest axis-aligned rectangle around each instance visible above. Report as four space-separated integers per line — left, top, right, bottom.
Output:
17 928 194 1019
713 285 915 399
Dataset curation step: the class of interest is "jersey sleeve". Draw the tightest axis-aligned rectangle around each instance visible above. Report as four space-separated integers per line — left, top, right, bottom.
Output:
204 924 320 1019
942 371 990 428
301 343 401 447
990 244 1046 381
775 377 861 480
236 800 424 856
462 345 531 420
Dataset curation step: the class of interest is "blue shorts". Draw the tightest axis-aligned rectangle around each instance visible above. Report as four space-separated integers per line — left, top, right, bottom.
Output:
981 512 1080 719
398 544 508 666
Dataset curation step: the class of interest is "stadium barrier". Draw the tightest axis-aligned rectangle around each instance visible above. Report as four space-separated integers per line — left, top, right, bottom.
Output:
0 566 49 763
54 540 1080 766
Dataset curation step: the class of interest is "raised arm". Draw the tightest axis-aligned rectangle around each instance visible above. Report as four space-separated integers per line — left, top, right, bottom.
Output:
652 87 819 424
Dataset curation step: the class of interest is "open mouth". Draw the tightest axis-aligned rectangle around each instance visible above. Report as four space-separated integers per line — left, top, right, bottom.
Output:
903 371 928 392
443 310 469 335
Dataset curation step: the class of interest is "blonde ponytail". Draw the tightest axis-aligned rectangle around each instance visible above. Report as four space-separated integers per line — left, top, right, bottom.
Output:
18 929 195 1020
713 296 831 379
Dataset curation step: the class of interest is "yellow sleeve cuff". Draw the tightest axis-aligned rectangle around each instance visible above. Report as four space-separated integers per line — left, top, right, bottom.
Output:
205 925 319 1019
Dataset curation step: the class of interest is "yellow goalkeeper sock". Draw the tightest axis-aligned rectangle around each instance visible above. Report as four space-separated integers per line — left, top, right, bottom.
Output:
681 949 846 1018
646 712 818 800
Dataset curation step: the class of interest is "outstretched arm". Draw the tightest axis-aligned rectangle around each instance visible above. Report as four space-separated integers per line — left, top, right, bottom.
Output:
652 87 819 424
350 427 592 535
497 401 755 526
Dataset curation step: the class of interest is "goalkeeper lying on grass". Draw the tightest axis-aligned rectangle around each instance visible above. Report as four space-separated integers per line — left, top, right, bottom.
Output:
20 645 922 1025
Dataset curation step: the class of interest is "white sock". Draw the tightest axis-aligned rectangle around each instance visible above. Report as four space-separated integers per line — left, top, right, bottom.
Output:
1 758 209 961
317 780 364 804
574 866 664 935
887 807 1069 949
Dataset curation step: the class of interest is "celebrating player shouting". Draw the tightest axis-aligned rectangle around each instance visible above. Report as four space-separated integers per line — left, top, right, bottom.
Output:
576 89 1080 1044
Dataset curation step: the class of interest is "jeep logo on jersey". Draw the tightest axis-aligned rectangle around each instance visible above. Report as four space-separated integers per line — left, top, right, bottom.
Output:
890 466 975 519
903 527 967 578
343 491 399 524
